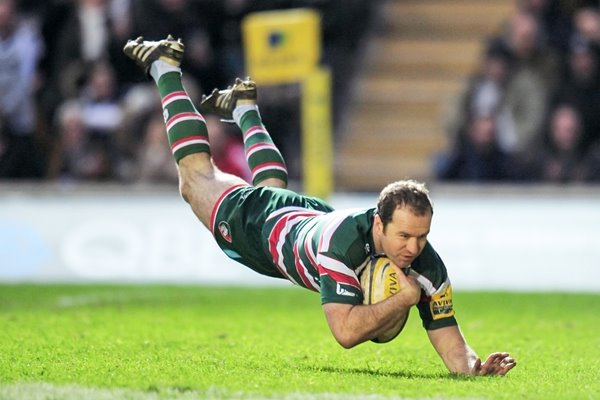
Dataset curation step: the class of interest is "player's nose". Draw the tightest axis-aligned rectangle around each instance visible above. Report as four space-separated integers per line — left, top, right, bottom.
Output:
406 238 419 255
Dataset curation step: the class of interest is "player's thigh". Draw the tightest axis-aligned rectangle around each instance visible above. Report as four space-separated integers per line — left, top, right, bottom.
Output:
179 166 248 227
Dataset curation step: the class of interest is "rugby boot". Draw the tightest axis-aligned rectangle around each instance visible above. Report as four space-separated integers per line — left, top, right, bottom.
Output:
199 77 257 123
122 34 184 75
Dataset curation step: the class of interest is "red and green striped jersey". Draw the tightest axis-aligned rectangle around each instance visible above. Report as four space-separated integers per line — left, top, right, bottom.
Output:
262 206 457 330
212 186 457 330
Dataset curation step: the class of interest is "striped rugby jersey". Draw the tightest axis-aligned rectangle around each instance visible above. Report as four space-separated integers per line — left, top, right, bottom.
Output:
262 206 457 330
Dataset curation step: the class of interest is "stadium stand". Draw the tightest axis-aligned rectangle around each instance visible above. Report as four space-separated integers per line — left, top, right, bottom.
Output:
337 0 513 191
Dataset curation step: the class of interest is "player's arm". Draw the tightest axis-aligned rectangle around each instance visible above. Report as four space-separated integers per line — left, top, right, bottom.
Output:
427 325 516 376
322 269 420 349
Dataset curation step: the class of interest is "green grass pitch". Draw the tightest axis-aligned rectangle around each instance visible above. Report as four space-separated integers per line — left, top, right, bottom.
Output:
0 284 598 399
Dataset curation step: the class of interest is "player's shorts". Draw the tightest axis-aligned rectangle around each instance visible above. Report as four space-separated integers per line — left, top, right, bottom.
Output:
210 184 334 278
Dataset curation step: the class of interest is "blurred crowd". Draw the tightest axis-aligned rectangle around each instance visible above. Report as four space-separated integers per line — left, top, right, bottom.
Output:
437 0 600 183
5 0 597 187
0 0 375 184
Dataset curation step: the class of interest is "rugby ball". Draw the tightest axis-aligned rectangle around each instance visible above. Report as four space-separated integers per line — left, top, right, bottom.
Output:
360 256 404 343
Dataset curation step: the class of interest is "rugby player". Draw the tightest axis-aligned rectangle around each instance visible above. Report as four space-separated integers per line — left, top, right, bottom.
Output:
123 35 516 376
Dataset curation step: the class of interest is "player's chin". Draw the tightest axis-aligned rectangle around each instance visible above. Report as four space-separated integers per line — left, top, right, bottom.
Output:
394 256 413 269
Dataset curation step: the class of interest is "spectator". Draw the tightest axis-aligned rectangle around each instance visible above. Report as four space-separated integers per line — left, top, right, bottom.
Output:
437 114 513 182
47 100 112 181
80 61 125 178
136 113 179 184
106 0 142 87
444 42 513 147
573 6 600 51
515 103 586 182
516 0 573 56
79 61 124 138
553 38 600 151
115 81 161 180
489 10 560 154
0 0 45 179
53 0 110 97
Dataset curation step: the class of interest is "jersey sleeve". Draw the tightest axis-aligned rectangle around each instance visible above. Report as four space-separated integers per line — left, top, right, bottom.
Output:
316 216 368 305
411 242 458 330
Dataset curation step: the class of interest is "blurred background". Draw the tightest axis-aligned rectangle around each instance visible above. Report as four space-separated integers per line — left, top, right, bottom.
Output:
0 0 599 290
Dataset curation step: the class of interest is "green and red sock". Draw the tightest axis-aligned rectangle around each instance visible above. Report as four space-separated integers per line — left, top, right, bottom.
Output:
234 106 288 185
154 70 210 163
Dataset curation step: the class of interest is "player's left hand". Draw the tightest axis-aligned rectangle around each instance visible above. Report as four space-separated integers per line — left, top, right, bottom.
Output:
472 352 516 376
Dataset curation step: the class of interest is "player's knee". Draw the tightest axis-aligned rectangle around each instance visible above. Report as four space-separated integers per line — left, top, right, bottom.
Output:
178 169 205 204
179 179 193 204
177 164 214 204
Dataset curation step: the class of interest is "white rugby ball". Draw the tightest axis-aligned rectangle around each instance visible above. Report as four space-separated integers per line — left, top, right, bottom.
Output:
360 256 405 343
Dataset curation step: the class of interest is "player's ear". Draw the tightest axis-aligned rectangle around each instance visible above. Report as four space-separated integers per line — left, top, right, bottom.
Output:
373 213 384 235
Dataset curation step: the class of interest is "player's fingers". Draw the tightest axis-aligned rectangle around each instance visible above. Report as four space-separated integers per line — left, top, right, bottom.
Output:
503 356 516 364
498 360 517 376
396 270 418 288
481 354 506 375
490 356 516 376
479 362 497 375
489 352 508 360
489 352 510 367
483 353 501 367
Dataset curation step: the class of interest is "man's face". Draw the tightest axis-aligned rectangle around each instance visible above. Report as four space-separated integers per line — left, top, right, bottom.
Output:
374 206 432 269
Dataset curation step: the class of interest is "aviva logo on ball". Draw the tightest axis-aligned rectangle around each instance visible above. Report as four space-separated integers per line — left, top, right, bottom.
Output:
359 256 406 343
360 256 400 305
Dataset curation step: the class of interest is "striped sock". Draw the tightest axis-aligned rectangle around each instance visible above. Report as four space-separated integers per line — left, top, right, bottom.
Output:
235 107 288 185
155 71 210 163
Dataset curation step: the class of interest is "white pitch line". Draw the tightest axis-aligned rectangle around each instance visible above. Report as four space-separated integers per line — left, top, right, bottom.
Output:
0 383 486 400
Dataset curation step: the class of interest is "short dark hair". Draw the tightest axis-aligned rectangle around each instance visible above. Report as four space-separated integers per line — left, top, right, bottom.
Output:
376 180 434 226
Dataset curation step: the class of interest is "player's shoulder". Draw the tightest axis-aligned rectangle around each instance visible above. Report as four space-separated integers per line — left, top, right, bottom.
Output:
320 207 376 233
317 208 375 257
330 207 376 223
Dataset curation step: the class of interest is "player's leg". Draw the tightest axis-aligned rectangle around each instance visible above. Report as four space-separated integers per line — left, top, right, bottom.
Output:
200 78 288 189
123 36 246 228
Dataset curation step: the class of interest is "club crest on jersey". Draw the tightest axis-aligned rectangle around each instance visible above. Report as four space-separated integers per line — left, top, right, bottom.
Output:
218 221 232 243
163 108 169 123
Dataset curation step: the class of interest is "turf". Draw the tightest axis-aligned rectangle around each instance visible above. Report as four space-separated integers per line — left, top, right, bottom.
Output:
0 284 598 400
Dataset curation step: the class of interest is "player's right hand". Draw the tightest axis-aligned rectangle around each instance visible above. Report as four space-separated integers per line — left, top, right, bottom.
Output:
472 352 517 376
396 269 421 306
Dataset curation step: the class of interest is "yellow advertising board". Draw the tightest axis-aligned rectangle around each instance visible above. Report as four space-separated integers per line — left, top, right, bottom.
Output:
242 8 332 198
242 9 321 84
